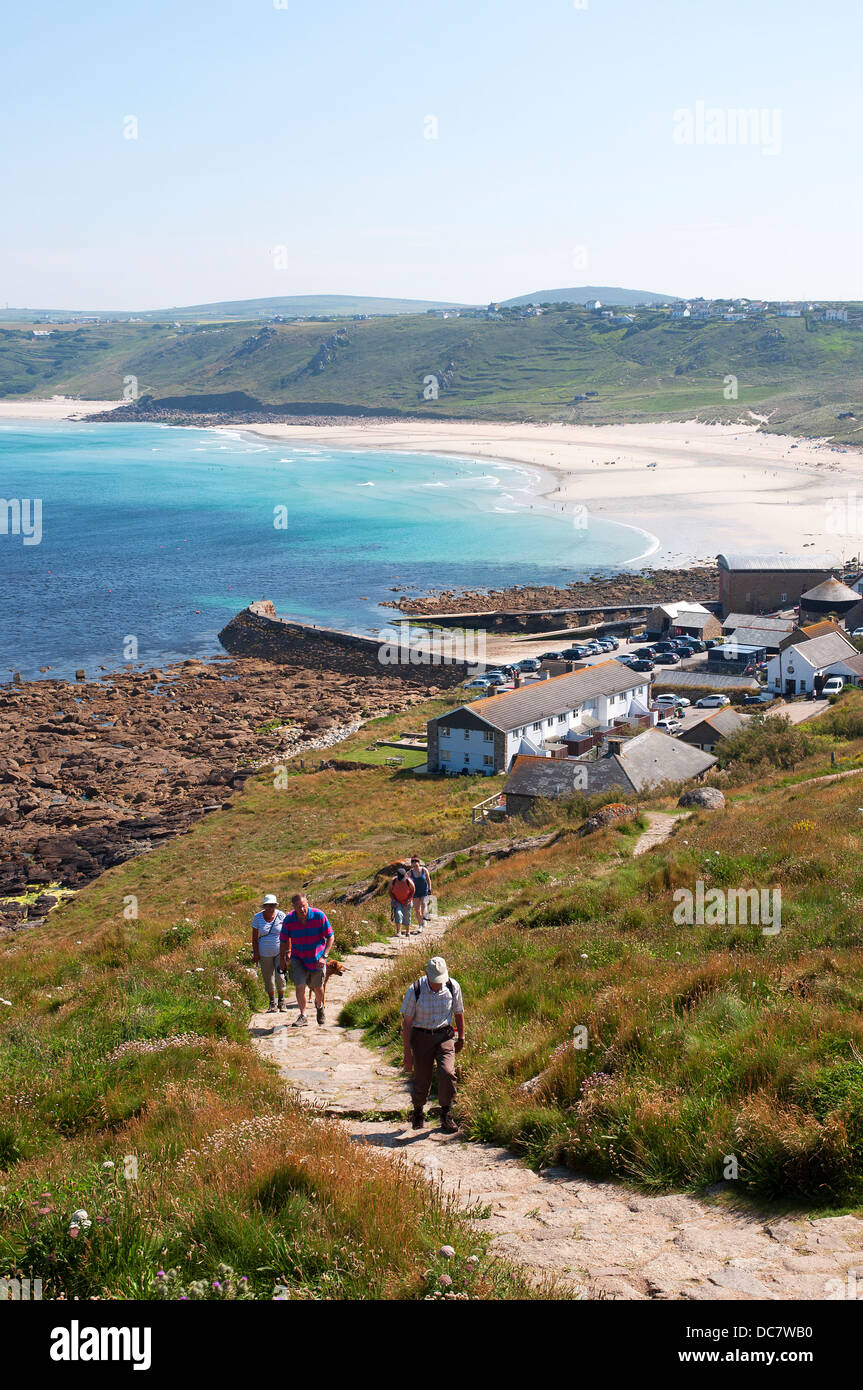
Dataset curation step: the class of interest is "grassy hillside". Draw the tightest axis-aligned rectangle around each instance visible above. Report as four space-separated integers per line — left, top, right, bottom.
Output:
4 692 863 1299
0 294 471 324
345 702 863 1206
4 306 863 441
0 701 536 1301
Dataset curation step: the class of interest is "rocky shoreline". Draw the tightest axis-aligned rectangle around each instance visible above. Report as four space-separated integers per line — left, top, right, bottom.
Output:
0 657 439 934
385 565 718 616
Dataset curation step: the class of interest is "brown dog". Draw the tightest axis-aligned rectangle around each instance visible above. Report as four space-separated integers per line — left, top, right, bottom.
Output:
320 958 346 1006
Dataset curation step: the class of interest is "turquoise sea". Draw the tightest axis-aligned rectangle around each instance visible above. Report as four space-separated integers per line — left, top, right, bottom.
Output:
0 420 653 680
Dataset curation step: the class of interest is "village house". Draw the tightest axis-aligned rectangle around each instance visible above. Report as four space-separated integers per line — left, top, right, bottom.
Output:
679 706 746 753
645 600 720 639
765 631 863 696
720 613 803 653
426 662 651 775
503 729 717 816
825 308 848 322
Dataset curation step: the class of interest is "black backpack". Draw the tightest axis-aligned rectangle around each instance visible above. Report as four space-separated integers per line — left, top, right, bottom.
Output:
414 977 455 1000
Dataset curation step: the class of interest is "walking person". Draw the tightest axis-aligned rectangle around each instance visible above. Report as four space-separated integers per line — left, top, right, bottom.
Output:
389 863 415 937
401 955 465 1133
279 893 334 1027
252 893 287 1013
408 855 432 934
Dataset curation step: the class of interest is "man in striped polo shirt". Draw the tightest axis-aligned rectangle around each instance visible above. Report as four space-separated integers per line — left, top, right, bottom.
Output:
279 893 334 1027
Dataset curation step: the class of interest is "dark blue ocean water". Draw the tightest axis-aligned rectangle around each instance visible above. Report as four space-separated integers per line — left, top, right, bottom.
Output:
0 420 651 680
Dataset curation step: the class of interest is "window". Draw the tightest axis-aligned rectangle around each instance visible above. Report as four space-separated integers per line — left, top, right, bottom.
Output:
532 722 541 731
483 730 493 742
780 592 787 603
441 750 450 762
483 754 494 767
463 729 470 740
439 726 451 737
546 718 553 727
463 753 470 764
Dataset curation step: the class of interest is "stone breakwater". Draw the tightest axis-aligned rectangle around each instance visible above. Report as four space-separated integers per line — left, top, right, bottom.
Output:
218 602 473 686
0 656 439 932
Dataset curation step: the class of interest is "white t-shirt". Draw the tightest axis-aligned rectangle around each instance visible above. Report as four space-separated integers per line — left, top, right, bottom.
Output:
252 909 286 957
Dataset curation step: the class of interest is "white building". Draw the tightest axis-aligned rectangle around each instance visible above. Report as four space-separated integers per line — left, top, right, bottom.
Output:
825 308 848 322
765 631 862 695
427 663 652 774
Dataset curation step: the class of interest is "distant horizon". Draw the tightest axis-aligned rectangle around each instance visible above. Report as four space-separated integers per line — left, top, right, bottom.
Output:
4 285 858 318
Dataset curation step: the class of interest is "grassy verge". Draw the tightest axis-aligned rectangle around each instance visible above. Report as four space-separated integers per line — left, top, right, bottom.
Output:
344 716 863 1207
0 692 535 1300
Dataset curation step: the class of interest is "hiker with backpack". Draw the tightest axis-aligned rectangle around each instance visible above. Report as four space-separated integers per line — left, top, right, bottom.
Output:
401 955 465 1133
408 855 432 933
389 863 416 937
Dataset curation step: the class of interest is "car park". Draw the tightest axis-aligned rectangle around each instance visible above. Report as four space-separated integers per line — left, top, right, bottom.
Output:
516 658 542 672
599 637 619 651
695 694 731 708
561 645 589 659
465 676 491 688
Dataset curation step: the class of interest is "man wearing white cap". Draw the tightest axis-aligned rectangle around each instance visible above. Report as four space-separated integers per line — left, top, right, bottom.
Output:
252 894 287 1013
401 956 465 1133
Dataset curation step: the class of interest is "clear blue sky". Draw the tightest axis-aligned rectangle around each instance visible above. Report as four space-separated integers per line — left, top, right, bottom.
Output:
3 0 860 309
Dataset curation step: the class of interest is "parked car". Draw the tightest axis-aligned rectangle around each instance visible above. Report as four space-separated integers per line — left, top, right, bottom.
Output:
465 676 491 688
741 691 774 705
634 646 656 659
615 654 636 666
583 642 603 655
851 628 863 639
696 694 731 708
560 645 588 659
630 659 655 672
654 693 690 708
483 670 507 682
517 658 542 672
599 636 619 651
703 638 721 650
655 651 681 665
656 717 682 734
538 651 563 661
822 676 845 697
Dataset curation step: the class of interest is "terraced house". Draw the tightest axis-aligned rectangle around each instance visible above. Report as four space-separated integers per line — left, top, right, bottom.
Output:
427 662 652 774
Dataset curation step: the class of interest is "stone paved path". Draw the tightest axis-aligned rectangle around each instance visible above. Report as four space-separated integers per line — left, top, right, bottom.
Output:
250 906 863 1300
633 810 688 857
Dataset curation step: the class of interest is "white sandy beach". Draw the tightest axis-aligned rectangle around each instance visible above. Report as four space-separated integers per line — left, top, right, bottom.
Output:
236 417 863 568
3 399 862 567
0 396 123 421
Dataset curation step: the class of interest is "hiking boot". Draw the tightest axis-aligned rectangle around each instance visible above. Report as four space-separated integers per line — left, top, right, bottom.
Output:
316 1006 325 1025
277 998 287 1012
292 1014 308 1027
440 1108 458 1134
411 1109 425 1130
266 1000 277 1014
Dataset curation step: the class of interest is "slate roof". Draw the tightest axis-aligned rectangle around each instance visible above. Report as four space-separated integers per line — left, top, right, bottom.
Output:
723 613 797 633
503 756 601 799
782 632 856 669
451 660 642 732
800 577 860 604
504 730 717 801
717 553 838 571
680 708 745 744
610 728 717 790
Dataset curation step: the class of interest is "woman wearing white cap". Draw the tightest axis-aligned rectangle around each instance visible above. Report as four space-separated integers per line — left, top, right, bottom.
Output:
252 894 287 1012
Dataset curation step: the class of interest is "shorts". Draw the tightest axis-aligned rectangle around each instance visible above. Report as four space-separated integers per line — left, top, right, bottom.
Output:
289 957 324 990
391 900 412 927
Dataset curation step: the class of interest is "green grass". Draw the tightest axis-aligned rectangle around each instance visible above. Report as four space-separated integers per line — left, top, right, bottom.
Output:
0 689 534 1301
4 306 863 441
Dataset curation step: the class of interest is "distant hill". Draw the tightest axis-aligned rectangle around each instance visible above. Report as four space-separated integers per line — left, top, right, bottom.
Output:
0 294 472 324
502 286 678 307
3 301 863 444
